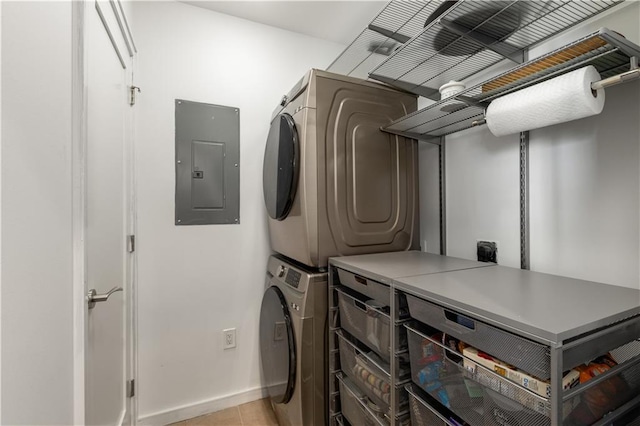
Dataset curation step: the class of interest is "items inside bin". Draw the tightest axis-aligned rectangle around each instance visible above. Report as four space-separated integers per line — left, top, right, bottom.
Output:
406 322 640 426
337 329 408 416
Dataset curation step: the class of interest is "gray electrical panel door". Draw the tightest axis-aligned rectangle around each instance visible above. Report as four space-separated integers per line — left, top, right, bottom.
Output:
175 99 240 225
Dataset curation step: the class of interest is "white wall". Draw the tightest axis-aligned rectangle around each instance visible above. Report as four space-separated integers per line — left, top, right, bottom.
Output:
419 141 441 255
529 81 639 287
1 2 75 424
421 2 640 289
0 1 4 417
528 2 640 288
445 127 522 267
131 2 345 423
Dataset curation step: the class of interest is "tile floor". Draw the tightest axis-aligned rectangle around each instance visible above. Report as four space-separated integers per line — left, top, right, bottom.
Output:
169 398 278 426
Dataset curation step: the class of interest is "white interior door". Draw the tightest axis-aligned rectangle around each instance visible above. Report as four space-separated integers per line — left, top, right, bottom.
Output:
84 1 133 424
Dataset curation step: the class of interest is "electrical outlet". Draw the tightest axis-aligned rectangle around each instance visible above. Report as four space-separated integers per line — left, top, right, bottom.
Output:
223 328 236 350
477 240 498 263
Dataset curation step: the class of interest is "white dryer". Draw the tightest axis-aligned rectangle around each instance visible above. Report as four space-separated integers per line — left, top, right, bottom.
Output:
259 255 327 426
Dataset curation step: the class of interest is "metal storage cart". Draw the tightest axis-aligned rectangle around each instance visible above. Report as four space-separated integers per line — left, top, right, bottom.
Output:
328 251 492 426
328 251 640 426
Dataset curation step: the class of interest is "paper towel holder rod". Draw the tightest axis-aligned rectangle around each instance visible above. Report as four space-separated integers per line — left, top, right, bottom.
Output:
591 56 639 91
471 58 640 128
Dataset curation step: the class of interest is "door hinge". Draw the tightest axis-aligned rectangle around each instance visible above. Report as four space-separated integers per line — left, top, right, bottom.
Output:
130 86 141 106
127 235 135 253
127 379 135 398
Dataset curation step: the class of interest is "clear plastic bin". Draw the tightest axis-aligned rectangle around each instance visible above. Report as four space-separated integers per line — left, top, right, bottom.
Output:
337 287 391 362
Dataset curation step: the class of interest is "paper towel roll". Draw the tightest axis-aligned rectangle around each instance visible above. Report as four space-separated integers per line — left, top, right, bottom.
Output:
485 66 605 137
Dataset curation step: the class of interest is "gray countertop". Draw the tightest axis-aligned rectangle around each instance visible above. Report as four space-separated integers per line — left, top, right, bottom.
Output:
395 266 640 345
329 251 493 285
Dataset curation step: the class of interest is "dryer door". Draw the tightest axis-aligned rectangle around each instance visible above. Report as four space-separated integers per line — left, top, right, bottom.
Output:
263 113 299 221
259 285 296 404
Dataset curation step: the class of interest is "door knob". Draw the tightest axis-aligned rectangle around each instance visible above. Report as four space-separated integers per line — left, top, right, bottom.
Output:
87 286 123 309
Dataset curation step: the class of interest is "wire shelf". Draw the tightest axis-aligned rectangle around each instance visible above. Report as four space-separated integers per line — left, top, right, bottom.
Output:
382 28 640 139
327 1 442 79
369 0 623 99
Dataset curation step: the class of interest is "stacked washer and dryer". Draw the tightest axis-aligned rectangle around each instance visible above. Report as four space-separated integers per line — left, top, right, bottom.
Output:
259 69 419 426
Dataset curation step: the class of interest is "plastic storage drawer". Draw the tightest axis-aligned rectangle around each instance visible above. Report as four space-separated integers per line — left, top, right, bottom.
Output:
337 268 390 305
406 384 460 426
337 373 388 426
406 293 551 379
405 323 552 426
337 287 391 362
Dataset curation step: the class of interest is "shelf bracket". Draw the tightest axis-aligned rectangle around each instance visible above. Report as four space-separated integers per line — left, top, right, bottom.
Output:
591 56 640 91
379 127 441 145
368 73 441 101
439 18 525 64
367 24 411 44
453 95 489 110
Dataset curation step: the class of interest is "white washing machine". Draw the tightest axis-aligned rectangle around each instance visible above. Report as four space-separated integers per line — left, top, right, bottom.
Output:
259 255 327 426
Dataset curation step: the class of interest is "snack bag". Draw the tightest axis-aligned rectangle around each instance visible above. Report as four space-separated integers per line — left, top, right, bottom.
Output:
419 332 443 364
570 354 630 422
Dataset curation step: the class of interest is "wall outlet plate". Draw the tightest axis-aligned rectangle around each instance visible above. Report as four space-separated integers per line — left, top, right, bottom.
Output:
477 240 498 263
223 328 236 350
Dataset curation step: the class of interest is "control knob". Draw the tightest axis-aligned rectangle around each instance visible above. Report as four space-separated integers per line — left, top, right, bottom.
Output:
277 265 286 278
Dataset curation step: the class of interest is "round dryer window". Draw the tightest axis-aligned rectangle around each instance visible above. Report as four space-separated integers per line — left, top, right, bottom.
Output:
262 113 299 220
259 286 296 404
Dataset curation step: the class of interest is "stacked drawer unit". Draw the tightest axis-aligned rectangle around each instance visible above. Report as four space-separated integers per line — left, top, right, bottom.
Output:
396 266 640 426
328 267 410 426
328 252 640 425
327 250 497 425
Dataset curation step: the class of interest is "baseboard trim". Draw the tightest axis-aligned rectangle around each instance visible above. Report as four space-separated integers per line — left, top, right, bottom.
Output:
137 386 268 425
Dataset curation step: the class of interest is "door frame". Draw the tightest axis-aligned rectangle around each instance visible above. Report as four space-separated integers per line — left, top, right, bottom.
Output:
71 1 88 423
71 1 137 424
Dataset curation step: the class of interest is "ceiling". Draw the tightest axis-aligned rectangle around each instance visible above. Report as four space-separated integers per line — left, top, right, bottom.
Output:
180 1 387 45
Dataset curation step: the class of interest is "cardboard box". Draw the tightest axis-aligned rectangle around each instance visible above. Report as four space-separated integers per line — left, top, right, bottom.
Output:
483 387 550 426
462 347 580 399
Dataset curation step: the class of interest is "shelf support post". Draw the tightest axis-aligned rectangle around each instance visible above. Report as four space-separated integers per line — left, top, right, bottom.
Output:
390 288 397 425
520 130 530 270
439 136 447 256
519 46 530 271
550 345 564 426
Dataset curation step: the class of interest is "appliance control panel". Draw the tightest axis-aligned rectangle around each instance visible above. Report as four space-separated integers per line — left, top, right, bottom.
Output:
285 269 301 288
266 255 326 295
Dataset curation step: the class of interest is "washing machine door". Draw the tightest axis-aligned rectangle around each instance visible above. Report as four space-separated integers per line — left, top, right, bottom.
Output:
263 113 299 221
259 285 296 404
